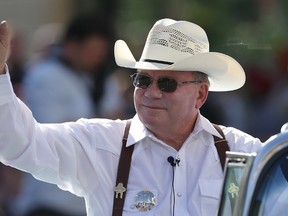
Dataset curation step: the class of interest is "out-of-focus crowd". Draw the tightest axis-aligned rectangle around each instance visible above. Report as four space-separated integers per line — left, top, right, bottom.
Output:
0 13 287 216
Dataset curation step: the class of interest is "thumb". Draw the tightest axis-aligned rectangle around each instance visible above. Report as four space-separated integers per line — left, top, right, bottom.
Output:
0 20 11 73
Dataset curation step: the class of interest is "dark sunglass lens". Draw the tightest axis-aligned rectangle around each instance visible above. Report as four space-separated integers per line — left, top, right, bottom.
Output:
157 78 177 92
134 74 151 89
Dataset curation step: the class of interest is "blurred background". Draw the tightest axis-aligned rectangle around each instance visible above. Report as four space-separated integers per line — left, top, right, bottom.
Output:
0 0 288 215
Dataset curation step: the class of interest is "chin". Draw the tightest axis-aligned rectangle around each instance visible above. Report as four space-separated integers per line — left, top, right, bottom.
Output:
139 114 163 127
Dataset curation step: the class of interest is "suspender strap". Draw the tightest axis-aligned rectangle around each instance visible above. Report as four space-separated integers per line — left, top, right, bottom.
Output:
212 124 230 171
112 120 133 216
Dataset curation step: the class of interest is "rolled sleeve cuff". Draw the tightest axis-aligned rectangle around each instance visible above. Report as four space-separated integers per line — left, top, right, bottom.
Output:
0 64 15 105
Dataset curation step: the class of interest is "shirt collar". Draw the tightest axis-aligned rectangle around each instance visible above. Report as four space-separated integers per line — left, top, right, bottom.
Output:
126 113 223 147
193 113 223 138
126 114 149 147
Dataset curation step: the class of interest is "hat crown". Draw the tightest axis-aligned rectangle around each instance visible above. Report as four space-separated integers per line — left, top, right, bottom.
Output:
140 18 209 64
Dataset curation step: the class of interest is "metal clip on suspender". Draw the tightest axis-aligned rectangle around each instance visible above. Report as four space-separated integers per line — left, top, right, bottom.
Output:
112 122 229 215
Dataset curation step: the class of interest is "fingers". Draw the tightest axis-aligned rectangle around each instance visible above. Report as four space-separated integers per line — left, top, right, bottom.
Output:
0 20 10 74
0 20 10 48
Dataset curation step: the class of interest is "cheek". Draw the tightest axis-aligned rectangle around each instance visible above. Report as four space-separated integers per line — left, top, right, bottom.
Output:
174 91 198 109
170 97 199 122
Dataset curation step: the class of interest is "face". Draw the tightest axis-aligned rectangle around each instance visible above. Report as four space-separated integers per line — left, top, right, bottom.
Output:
77 36 109 71
134 70 209 134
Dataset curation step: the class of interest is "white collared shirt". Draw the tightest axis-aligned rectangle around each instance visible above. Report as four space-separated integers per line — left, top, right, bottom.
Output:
0 68 263 216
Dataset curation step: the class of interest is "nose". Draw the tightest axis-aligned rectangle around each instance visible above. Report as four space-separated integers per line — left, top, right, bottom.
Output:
143 80 163 98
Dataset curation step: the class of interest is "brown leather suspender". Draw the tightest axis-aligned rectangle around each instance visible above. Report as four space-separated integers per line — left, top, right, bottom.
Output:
112 120 133 216
212 124 230 171
112 121 229 215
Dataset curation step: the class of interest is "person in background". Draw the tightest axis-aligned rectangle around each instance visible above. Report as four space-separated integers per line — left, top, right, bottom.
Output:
98 68 135 119
23 14 112 123
0 18 263 215
7 32 25 98
7 14 112 216
0 165 22 216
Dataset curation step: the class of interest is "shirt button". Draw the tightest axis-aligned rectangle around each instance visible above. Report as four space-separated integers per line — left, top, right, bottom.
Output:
177 192 182 197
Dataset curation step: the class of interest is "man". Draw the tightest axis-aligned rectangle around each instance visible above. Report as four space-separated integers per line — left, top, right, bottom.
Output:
0 18 263 215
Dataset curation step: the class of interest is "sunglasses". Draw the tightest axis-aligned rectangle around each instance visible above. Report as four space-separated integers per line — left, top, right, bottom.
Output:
131 73 202 93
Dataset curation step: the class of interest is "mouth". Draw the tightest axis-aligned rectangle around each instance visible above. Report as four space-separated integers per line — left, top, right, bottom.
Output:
142 104 167 110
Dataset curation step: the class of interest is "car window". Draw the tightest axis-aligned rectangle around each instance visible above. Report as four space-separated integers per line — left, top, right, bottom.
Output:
218 153 255 216
218 166 241 215
249 152 288 216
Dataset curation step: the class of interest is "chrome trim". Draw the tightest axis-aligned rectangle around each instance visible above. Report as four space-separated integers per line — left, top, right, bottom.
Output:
231 152 256 216
242 131 288 215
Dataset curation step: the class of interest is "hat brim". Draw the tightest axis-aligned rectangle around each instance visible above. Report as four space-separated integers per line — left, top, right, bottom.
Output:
114 40 245 92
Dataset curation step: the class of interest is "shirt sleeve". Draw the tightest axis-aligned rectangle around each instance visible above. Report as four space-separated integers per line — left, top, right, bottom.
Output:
222 126 264 153
0 66 94 196
0 65 14 105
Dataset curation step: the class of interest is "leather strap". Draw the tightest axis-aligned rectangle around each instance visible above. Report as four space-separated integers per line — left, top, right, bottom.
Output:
112 120 133 216
212 124 230 170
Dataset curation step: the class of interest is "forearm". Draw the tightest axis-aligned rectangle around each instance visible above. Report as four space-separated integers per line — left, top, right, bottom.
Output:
0 71 64 180
0 70 38 160
0 71 91 197
0 90 80 192
0 98 33 160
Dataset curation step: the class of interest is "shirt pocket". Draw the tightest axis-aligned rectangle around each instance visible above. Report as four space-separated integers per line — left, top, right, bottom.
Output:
199 179 222 216
123 189 158 215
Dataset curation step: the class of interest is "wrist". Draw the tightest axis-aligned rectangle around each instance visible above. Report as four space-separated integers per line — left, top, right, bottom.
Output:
0 64 6 74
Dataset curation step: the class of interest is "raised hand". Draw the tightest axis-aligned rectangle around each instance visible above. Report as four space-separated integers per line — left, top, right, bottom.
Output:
0 21 11 74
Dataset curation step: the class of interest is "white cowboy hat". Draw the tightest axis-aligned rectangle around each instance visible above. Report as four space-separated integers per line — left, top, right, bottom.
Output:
114 18 245 91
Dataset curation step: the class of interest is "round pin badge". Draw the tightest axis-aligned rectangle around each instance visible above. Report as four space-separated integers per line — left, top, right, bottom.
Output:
134 190 156 212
